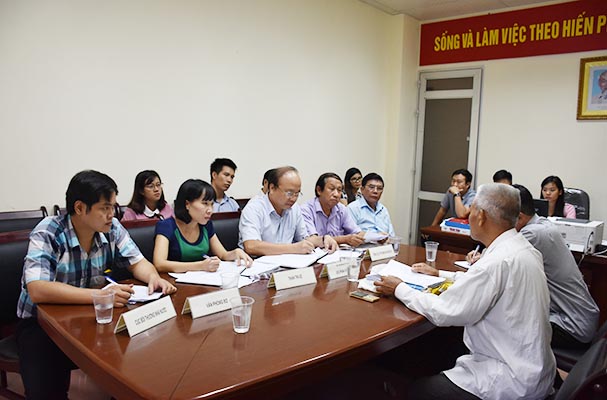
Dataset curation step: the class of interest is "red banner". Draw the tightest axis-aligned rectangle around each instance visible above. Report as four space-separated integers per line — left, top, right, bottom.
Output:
420 0 607 66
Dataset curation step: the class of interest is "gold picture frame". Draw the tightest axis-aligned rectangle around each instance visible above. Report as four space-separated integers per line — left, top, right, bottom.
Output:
577 55 607 120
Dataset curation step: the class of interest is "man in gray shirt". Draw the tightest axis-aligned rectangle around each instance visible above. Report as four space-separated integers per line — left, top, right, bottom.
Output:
431 168 476 226
514 184 599 348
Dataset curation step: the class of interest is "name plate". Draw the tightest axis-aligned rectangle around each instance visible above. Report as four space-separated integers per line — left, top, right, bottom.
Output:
114 296 176 337
368 244 395 261
319 259 350 280
181 288 240 319
267 266 317 290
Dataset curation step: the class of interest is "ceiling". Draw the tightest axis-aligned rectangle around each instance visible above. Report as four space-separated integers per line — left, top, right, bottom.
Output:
359 0 561 20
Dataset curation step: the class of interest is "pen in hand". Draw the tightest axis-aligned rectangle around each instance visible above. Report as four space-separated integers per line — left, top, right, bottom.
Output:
471 245 480 259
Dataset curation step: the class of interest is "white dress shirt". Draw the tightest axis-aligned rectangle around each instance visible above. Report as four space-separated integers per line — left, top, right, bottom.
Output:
395 229 555 400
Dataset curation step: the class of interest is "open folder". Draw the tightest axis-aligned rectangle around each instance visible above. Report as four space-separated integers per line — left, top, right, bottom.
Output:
358 259 445 293
254 248 327 269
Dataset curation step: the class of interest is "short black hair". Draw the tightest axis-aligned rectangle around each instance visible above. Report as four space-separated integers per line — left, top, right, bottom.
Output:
210 158 237 180
452 168 473 183
174 179 215 224
262 168 276 185
314 173 342 197
268 166 298 188
66 170 118 215
492 169 512 184
513 184 535 216
362 173 384 187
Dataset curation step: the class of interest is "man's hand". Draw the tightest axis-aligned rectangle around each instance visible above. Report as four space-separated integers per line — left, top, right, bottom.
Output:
448 185 461 196
147 275 177 295
373 276 403 296
107 284 134 307
465 250 481 265
347 232 365 248
323 235 338 253
411 262 439 276
294 239 315 254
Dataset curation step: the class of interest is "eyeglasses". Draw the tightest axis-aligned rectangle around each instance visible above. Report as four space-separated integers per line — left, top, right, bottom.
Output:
350 176 362 182
145 182 163 190
365 184 383 192
277 187 302 199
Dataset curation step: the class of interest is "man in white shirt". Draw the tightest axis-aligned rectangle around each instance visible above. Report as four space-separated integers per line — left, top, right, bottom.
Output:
374 183 555 400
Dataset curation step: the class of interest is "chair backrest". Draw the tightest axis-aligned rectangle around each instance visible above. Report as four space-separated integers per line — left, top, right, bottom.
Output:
53 204 67 216
0 208 47 233
211 211 241 251
564 188 590 220
0 236 30 326
121 219 158 262
555 338 607 400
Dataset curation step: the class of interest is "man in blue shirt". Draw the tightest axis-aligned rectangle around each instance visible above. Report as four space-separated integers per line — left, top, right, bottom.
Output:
347 172 395 237
239 166 337 256
210 158 240 212
16 170 176 400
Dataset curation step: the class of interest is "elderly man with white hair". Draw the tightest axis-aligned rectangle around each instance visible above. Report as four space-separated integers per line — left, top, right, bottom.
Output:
374 183 556 400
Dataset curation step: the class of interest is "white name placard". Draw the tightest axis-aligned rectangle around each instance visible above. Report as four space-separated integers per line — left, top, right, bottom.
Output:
368 245 395 261
267 266 317 290
181 288 240 319
114 296 176 337
319 259 350 280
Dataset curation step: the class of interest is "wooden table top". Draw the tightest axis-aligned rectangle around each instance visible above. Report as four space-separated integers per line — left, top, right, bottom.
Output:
37 245 466 400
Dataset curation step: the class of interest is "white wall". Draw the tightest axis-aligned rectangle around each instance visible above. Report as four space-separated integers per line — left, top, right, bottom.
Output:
415 49 607 239
0 0 405 220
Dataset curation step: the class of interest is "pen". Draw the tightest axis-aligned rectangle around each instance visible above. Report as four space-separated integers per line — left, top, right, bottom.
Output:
202 254 209 260
103 276 118 289
406 282 424 291
239 267 247 276
471 245 480 259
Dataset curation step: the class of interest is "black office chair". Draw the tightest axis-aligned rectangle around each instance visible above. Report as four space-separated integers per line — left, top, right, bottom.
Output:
0 335 22 400
564 188 590 220
554 319 607 372
0 207 48 233
553 338 607 400
53 204 67 216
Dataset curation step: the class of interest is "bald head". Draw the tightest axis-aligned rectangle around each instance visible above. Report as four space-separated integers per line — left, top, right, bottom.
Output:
474 183 521 229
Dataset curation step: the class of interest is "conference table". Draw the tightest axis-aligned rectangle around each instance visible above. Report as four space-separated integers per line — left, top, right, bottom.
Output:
36 245 465 400
421 225 607 325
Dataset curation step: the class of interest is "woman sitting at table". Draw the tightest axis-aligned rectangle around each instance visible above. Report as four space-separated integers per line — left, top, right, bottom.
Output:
343 167 363 204
153 179 252 272
540 175 576 218
122 170 174 221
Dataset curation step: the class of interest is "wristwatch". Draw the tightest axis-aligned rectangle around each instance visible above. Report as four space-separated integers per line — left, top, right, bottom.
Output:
454 192 461 197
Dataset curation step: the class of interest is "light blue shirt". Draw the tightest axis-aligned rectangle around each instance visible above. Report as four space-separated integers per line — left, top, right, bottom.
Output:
347 197 395 236
238 194 308 248
213 195 240 212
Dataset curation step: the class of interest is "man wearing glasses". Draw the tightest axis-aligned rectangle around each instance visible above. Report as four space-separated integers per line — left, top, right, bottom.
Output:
239 166 338 256
347 173 395 237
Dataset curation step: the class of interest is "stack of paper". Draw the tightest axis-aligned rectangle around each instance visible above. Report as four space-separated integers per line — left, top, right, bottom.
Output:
168 261 253 288
358 259 445 293
317 249 363 264
255 248 327 269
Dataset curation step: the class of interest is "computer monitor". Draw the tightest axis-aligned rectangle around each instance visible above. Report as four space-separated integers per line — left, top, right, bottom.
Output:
533 199 549 217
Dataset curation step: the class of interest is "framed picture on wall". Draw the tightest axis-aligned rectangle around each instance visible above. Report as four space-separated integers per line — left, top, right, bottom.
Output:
577 55 607 120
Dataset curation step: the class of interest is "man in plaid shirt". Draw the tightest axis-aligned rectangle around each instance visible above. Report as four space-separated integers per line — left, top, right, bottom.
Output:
16 170 177 400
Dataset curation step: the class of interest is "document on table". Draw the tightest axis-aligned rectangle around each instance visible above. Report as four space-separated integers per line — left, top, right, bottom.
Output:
317 249 364 264
129 285 163 303
358 259 445 293
168 261 253 288
254 248 327 269
364 231 389 243
454 260 471 269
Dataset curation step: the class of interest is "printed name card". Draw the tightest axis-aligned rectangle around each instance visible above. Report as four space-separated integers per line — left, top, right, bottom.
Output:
114 296 176 337
181 288 240 319
267 266 317 290
319 259 350 280
368 245 395 261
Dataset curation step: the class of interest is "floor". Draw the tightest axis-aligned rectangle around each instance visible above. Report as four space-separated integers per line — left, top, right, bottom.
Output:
4 370 111 400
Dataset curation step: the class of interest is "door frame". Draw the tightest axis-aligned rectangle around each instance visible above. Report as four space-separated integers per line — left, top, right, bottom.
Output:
410 68 482 240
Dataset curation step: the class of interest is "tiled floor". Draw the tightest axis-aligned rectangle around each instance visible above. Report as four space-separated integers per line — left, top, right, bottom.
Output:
4 370 111 400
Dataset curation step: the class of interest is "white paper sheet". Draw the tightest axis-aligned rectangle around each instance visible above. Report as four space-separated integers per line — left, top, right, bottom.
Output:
254 248 327 268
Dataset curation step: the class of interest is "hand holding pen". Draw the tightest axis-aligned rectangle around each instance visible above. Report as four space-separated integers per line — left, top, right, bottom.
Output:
201 254 220 272
466 245 481 265
102 276 134 307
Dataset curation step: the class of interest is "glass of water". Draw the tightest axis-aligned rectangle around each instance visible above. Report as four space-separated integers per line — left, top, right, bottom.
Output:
425 241 439 263
92 291 114 324
230 296 255 334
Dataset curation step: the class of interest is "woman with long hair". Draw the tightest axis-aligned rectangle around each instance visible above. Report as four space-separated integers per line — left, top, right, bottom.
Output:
540 175 576 218
343 167 363 204
121 170 174 221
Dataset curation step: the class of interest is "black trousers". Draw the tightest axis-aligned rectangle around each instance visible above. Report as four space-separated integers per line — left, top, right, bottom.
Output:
407 373 481 400
16 318 77 400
